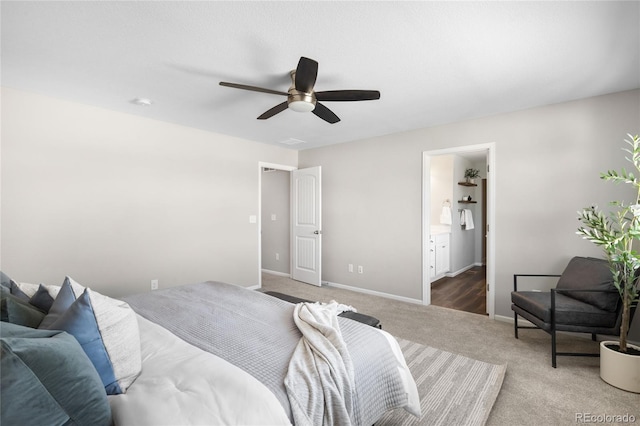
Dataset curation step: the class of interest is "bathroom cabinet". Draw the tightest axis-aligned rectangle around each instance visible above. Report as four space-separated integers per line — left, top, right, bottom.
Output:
429 233 450 281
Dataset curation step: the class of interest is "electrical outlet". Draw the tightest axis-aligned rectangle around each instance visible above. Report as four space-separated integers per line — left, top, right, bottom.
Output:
348 264 354 273
358 265 364 274
151 279 159 290
275 253 280 261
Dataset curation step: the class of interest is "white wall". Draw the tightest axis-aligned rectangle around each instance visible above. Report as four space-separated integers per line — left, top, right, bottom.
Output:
451 155 476 273
2 87 639 318
0 87 297 297
299 89 640 317
429 155 453 227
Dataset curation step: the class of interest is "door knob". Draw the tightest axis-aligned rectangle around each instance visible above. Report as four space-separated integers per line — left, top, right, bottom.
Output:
314 230 322 235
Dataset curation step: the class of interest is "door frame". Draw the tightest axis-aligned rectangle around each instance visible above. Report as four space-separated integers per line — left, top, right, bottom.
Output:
422 143 496 318
257 162 297 289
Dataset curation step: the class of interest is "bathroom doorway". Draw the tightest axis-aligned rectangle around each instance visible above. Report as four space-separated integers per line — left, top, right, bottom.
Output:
422 143 495 318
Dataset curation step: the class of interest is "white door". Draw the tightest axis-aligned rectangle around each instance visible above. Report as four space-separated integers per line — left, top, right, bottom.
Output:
291 166 322 286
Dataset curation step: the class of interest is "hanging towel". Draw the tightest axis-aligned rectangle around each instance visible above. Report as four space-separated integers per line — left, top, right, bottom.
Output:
460 209 475 230
440 205 452 225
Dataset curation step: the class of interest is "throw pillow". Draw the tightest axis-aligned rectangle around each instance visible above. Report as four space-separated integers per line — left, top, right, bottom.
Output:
1 287 45 327
38 276 86 329
0 323 112 426
28 284 61 313
44 288 141 395
9 280 40 301
0 271 12 289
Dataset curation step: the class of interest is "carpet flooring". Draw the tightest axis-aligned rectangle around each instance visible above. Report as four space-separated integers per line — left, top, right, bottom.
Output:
260 273 640 426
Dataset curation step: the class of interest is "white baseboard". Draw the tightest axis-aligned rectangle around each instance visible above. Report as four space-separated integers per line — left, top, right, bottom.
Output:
261 269 291 277
445 262 484 278
323 280 423 305
495 314 513 324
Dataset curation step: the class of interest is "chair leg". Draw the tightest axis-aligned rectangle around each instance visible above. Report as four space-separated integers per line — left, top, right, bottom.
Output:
551 329 557 368
514 312 519 339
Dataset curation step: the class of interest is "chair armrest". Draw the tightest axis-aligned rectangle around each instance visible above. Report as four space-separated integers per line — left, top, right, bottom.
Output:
513 274 562 291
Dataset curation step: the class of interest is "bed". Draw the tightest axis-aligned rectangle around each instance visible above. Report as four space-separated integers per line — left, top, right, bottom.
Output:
1 276 420 425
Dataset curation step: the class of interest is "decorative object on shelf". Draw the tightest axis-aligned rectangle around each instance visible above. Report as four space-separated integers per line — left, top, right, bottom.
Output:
464 168 480 184
576 133 640 393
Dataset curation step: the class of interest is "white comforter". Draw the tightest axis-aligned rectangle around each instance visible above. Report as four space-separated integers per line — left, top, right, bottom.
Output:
108 315 291 426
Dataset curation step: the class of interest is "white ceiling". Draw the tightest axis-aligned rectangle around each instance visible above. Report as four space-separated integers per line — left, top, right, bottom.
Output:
2 1 638 150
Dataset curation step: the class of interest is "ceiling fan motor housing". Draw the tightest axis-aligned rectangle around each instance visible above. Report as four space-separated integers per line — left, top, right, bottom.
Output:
287 70 316 112
288 90 316 112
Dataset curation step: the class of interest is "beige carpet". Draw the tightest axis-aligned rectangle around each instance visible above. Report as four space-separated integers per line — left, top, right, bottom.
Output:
260 273 640 425
377 338 506 426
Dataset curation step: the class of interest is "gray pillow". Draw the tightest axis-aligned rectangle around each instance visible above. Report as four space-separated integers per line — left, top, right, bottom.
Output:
1 286 45 327
0 323 112 426
0 271 12 289
557 256 619 312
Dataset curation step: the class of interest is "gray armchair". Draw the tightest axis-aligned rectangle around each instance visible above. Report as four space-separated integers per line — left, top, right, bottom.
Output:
511 256 622 368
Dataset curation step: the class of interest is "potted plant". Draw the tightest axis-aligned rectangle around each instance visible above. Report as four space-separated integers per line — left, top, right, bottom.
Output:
577 133 640 393
464 168 480 184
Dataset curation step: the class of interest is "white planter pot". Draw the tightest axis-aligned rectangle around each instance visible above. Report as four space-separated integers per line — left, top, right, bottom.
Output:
600 341 640 393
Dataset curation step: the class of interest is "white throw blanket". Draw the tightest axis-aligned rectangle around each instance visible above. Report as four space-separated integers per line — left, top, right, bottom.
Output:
285 301 355 426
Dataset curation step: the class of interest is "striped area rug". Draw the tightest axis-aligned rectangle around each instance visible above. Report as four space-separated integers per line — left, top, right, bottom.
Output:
377 338 506 426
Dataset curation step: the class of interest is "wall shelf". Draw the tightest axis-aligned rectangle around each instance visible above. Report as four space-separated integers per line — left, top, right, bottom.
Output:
458 200 477 204
458 181 478 187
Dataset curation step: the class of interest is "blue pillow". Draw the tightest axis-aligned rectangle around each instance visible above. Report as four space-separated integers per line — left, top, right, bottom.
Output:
28 284 59 312
45 288 141 395
0 323 112 426
9 280 39 301
38 276 85 329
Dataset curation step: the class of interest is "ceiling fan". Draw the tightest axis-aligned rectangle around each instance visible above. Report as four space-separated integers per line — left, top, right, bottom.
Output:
219 57 380 124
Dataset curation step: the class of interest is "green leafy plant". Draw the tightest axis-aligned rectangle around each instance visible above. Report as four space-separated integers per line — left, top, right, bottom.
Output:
577 133 640 353
464 168 480 179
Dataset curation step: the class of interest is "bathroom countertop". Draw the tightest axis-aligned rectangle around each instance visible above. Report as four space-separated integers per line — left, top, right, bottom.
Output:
430 225 451 235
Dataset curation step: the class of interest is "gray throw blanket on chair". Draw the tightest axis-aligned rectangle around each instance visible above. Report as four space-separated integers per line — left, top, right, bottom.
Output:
285 301 355 426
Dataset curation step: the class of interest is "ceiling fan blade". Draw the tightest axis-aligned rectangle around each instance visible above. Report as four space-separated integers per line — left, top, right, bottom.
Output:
315 90 381 102
294 57 318 93
219 82 288 96
312 102 340 124
257 102 289 120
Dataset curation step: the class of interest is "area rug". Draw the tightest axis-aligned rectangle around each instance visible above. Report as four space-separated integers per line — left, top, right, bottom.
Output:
377 338 507 426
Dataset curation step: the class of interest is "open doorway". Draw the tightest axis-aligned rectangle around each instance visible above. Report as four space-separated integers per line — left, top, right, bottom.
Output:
422 144 496 319
257 162 323 289
258 162 296 289
260 167 291 277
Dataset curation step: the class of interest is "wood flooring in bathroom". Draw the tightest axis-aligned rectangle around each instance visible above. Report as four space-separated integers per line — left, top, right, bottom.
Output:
430 266 487 315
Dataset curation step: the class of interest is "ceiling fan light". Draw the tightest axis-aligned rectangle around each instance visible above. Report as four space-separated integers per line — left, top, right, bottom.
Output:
288 100 315 113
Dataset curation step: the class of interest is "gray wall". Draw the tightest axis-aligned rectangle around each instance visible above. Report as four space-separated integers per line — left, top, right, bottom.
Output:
2 86 639 319
451 155 476 273
0 87 297 297
261 169 290 274
299 89 640 318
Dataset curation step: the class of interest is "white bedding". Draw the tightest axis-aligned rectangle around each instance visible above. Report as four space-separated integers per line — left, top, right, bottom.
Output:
108 315 291 426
